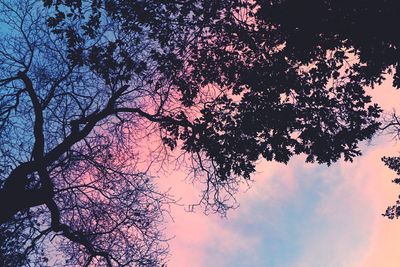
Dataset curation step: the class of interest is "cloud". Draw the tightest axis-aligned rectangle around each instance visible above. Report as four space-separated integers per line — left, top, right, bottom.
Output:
163 77 400 267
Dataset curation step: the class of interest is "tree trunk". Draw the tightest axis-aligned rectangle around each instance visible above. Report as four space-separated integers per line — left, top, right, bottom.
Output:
0 188 50 223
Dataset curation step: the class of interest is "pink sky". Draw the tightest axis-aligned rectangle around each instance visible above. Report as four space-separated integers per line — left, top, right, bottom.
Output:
160 78 400 267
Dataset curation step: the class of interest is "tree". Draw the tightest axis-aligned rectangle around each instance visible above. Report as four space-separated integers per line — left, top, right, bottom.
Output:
253 0 400 219
0 0 172 265
256 0 400 87
0 0 383 266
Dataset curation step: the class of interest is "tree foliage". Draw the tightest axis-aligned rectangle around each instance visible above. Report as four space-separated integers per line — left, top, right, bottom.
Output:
0 0 391 266
258 0 400 86
256 0 400 220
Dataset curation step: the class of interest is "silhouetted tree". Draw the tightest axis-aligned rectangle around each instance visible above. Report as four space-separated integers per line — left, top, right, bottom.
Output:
257 0 400 86
382 114 400 219
255 0 400 219
0 0 386 266
0 1 172 265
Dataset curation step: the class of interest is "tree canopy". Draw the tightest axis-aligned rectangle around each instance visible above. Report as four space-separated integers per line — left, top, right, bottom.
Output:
258 0 400 219
1 0 398 266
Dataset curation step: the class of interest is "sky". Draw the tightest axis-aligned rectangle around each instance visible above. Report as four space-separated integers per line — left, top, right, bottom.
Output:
163 79 400 267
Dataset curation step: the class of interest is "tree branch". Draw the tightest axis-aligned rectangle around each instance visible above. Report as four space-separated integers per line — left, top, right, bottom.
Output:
46 199 112 267
17 71 44 160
